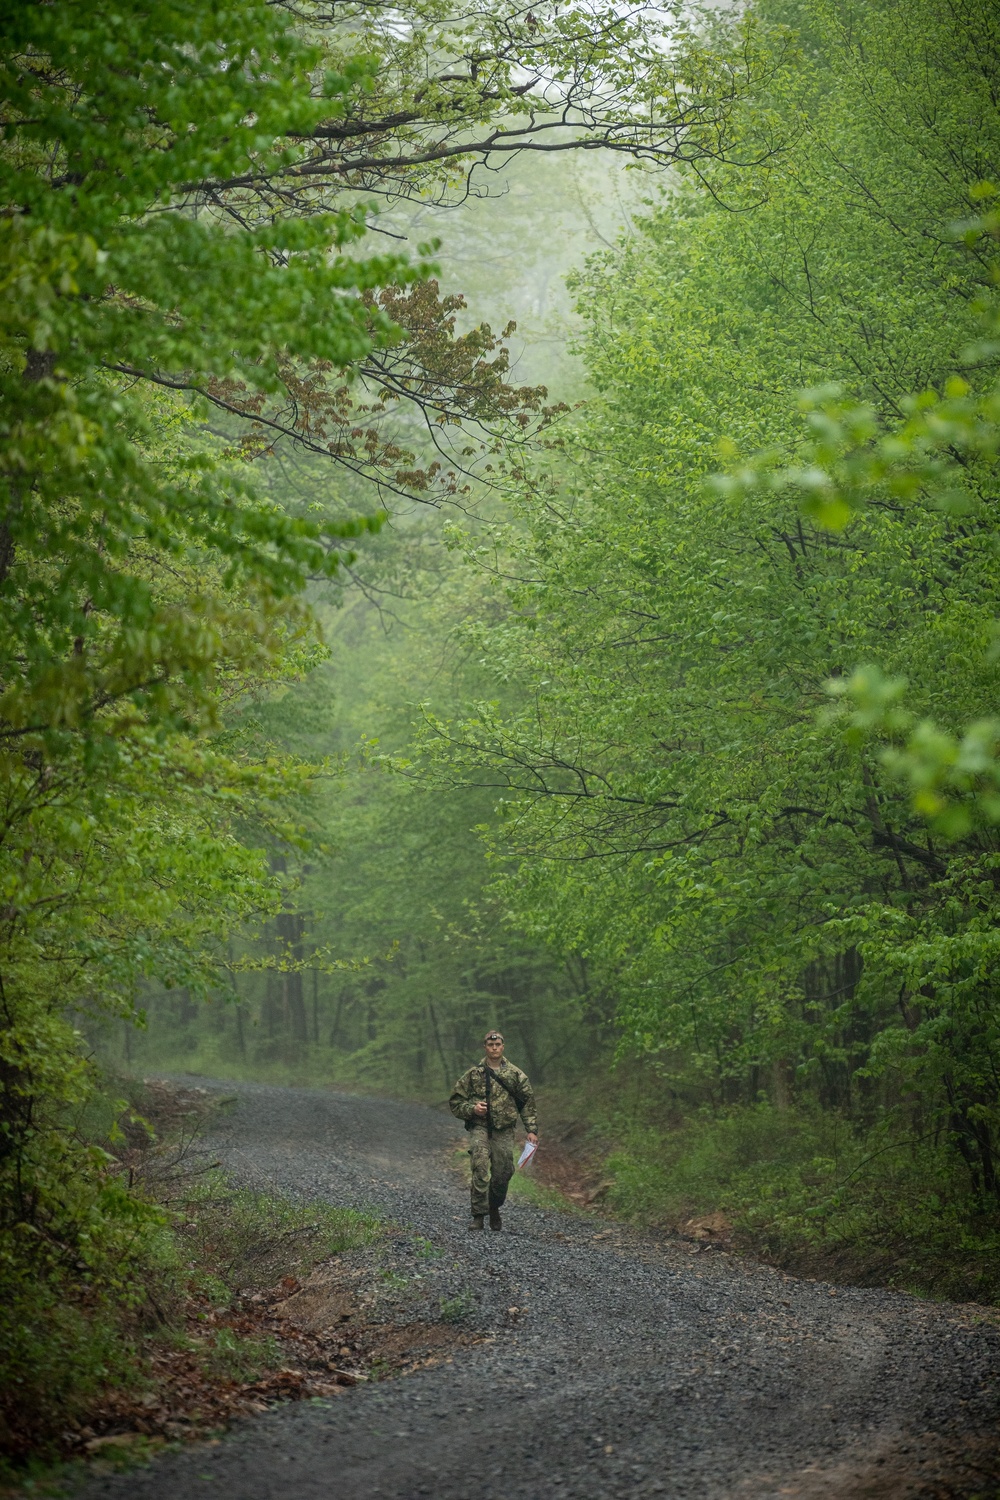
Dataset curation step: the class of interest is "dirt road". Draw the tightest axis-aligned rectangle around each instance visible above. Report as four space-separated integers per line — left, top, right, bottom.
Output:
77 1079 1000 1499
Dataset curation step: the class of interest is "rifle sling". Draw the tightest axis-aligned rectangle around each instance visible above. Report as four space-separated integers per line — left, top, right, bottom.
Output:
482 1064 527 1132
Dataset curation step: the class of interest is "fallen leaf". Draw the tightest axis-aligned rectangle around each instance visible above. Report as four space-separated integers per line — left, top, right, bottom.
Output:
85 1434 141 1453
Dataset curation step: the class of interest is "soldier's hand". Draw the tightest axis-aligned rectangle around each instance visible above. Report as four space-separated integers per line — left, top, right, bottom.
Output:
526 1133 538 1145
473 1100 488 1116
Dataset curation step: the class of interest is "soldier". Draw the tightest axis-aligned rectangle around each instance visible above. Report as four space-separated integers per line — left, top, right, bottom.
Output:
449 1030 539 1232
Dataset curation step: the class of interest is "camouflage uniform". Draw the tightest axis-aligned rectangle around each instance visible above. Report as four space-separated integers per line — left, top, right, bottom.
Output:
449 1058 537 1217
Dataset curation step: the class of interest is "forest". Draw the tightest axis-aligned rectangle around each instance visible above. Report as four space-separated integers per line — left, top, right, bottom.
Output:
3 0 1000 1466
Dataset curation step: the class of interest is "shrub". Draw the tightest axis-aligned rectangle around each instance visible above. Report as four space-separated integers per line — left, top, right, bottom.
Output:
606 1102 1000 1301
0 1076 379 1473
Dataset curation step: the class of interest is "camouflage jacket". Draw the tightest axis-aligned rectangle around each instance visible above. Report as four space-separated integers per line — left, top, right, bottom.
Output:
449 1058 537 1135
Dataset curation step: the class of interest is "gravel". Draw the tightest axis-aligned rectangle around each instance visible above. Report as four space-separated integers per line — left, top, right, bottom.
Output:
76 1077 1000 1499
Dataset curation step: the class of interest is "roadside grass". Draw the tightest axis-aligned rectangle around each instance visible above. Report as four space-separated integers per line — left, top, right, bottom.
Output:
104 1033 403 1097
3 1437 170 1498
483 1075 1000 1306
439 1290 475 1322
0 1078 381 1488
603 1103 1000 1303
507 1168 587 1215
177 1173 378 1297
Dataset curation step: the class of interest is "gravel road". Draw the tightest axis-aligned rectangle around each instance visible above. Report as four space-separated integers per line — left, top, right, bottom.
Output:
78 1078 1000 1499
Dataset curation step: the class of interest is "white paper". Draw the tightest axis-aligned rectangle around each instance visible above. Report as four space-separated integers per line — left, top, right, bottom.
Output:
517 1140 537 1170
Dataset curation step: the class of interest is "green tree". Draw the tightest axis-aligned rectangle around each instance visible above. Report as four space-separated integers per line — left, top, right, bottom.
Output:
1 0 759 1449
422 0 1000 1272
0 3 400 1437
131 512 611 1093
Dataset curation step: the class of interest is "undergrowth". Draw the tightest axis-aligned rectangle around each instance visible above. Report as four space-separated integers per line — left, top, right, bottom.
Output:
0 1077 379 1480
103 1027 426 1101
507 1167 587 1215
603 1102 1000 1303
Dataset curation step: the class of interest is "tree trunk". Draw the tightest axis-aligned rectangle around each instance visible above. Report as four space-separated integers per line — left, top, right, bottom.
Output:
276 910 308 1043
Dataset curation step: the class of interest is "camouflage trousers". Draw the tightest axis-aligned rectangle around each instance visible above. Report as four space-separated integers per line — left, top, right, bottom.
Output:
467 1125 515 1217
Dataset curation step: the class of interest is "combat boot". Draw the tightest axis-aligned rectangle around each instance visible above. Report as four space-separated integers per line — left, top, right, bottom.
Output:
469 1214 485 1231
489 1206 502 1231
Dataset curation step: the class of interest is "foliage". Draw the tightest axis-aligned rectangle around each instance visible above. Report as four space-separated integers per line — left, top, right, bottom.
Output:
419 0 1000 1286
711 193 1000 835
0 1076 377 1466
2 0 415 748
438 1289 475 1322
0 0 423 1455
128 522 612 1093
17 0 1000 1461
0 1164 170 1462
606 1103 1000 1302
2 0 751 1453
3 0 766 515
